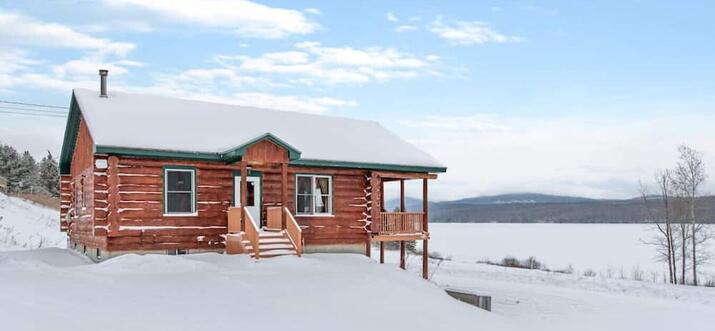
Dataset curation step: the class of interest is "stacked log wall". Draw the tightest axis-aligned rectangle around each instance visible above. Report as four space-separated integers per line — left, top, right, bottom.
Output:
103 157 232 252
68 116 106 249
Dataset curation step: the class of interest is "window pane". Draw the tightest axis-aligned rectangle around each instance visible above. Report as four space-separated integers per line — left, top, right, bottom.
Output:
167 171 192 191
315 195 330 213
246 181 255 207
297 195 313 214
315 177 329 195
297 176 312 194
167 192 192 213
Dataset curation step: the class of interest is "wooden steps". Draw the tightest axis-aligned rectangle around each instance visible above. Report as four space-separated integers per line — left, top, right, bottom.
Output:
247 230 297 258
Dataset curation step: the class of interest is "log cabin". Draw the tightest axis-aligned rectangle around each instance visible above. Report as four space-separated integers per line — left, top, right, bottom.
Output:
59 70 446 278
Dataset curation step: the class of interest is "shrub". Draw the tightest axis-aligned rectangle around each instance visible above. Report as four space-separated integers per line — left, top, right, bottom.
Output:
500 256 522 268
631 266 644 281
524 256 542 270
704 278 715 288
583 269 596 277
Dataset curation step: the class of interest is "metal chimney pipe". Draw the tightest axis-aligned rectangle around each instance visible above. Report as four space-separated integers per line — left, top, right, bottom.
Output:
99 69 108 98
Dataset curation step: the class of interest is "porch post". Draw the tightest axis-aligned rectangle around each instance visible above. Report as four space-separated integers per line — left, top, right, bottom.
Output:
400 179 405 212
281 162 288 229
379 241 384 264
422 178 429 280
380 180 385 212
240 161 248 232
400 241 406 270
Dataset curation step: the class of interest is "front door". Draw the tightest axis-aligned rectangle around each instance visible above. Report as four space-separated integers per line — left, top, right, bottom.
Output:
235 176 262 227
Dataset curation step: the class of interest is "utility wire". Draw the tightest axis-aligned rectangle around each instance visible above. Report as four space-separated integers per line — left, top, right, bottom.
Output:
0 110 66 118
0 99 67 109
0 105 68 114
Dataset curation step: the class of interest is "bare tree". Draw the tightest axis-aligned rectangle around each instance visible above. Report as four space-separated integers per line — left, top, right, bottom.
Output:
640 173 677 284
671 145 707 285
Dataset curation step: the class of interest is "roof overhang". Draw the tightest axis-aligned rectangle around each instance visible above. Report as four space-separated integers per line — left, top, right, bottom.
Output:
59 92 81 175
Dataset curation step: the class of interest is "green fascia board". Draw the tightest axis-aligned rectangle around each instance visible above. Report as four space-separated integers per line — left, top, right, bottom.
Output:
95 146 222 161
59 93 81 175
93 146 445 173
223 133 301 162
290 159 447 173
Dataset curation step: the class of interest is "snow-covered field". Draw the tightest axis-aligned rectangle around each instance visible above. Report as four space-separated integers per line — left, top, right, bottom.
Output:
379 249 715 331
2 195 714 330
428 223 715 279
0 192 65 250
0 249 513 331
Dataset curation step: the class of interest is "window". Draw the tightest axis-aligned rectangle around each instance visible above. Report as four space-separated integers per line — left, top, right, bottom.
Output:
164 168 196 215
73 180 80 213
295 175 332 215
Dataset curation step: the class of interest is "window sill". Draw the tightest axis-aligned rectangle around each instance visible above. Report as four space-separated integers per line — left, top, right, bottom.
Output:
295 214 335 218
163 213 198 217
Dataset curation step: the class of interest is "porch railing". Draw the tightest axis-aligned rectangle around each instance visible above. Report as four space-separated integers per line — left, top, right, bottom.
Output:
243 207 261 258
379 212 424 234
284 207 303 257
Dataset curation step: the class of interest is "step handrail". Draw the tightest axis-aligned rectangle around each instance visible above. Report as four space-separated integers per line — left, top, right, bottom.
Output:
243 207 260 259
283 207 303 257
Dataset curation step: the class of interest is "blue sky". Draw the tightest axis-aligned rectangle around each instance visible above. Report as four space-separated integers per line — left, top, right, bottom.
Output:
1 0 714 200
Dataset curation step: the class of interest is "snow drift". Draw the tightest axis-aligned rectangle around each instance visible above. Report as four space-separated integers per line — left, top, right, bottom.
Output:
0 192 65 250
0 249 513 331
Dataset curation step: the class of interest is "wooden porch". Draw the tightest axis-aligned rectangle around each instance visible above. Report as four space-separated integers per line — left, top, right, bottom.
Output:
368 171 432 279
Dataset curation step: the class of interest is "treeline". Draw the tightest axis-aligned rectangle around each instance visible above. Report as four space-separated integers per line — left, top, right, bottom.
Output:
0 142 59 197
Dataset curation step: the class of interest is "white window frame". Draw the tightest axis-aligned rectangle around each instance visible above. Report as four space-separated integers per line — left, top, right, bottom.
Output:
164 168 197 216
295 174 333 216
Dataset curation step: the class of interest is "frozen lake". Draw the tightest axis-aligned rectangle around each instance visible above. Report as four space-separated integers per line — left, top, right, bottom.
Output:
429 223 715 279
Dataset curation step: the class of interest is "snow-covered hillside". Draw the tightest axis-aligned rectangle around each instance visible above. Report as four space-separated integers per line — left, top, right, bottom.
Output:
0 192 65 250
0 249 514 331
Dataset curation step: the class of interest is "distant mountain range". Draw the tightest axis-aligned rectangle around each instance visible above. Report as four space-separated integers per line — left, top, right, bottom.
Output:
386 193 715 223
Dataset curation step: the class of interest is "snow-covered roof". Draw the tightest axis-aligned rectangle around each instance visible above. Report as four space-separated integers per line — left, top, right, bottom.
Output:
68 88 445 172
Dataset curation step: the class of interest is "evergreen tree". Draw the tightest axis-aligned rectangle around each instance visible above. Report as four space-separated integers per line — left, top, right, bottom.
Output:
0 143 21 192
39 151 60 197
14 151 39 193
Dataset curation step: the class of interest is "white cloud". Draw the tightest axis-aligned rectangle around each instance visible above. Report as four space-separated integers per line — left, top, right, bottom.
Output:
104 0 318 39
399 114 509 131
429 18 522 46
304 8 321 15
393 113 715 200
77 20 154 34
217 42 438 85
386 11 399 22
52 58 146 78
394 25 418 33
0 11 135 56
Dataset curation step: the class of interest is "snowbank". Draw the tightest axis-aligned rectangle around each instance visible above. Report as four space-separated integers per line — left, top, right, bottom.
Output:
0 192 65 251
0 249 513 331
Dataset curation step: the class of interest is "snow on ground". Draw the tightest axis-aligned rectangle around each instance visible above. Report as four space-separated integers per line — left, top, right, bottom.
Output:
428 223 715 278
378 250 715 331
0 248 514 331
0 192 65 250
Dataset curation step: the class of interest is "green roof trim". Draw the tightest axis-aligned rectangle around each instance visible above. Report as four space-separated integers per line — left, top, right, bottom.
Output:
59 92 81 175
290 159 447 173
223 133 301 162
95 146 222 161
91 145 445 173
